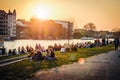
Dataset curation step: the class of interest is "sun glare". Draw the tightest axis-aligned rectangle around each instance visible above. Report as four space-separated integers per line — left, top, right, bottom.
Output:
32 6 51 19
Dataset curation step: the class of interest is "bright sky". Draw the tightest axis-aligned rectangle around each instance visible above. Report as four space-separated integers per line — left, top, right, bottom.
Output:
0 0 120 31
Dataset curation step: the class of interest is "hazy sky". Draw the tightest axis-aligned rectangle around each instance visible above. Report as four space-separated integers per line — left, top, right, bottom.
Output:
0 0 120 31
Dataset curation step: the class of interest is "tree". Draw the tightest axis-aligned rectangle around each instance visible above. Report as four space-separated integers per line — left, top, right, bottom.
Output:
112 27 120 38
83 23 96 31
83 23 96 37
80 29 88 37
73 30 81 39
99 31 108 38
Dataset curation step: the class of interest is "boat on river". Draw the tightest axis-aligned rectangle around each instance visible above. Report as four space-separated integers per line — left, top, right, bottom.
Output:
81 37 94 40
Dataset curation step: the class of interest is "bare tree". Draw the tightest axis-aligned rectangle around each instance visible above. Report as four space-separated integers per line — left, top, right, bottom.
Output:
112 27 120 38
83 23 96 37
83 23 96 31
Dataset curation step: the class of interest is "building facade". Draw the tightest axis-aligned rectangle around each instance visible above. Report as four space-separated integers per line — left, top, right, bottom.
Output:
55 20 73 39
16 19 30 39
0 9 16 40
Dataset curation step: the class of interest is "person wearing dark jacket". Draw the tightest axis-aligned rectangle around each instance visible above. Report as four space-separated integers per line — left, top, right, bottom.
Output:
114 37 120 50
50 49 55 58
33 50 43 61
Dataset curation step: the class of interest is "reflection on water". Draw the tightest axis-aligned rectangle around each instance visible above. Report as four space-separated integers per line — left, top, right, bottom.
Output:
4 39 95 52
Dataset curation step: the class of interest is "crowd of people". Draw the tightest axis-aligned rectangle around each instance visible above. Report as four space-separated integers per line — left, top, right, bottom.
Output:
0 38 118 62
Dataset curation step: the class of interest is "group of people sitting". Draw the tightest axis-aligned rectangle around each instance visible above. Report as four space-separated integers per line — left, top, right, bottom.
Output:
8 49 17 55
60 38 112 53
28 48 56 61
6 38 112 61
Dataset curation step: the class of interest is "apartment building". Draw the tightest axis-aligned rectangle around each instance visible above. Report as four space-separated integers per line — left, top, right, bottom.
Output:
0 9 16 40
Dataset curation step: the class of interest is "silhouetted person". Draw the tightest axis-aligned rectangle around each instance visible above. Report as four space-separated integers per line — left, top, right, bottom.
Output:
12 49 16 55
114 37 120 50
2 46 6 55
34 50 43 61
106 38 109 45
50 49 55 58
102 38 106 46
8 49 12 55
21 46 25 53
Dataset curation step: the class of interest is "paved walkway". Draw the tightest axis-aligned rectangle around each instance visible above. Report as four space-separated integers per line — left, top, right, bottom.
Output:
30 49 120 80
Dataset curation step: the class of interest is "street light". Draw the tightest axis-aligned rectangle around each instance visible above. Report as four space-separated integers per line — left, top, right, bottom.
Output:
67 22 70 45
67 22 73 46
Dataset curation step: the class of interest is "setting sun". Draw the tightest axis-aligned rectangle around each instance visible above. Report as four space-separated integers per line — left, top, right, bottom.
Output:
32 6 51 19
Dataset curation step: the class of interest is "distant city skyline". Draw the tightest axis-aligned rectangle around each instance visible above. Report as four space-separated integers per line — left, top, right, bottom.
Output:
0 0 120 31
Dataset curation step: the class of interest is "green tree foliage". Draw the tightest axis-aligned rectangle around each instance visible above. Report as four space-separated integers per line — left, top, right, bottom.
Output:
73 29 89 38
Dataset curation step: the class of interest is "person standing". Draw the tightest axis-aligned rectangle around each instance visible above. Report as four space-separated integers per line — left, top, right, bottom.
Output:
102 38 106 46
114 37 120 51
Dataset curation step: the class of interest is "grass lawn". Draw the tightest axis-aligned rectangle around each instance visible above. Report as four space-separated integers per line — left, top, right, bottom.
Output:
0 44 114 80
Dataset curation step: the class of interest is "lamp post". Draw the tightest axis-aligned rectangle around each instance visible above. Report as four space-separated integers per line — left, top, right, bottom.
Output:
67 22 73 46
67 22 70 45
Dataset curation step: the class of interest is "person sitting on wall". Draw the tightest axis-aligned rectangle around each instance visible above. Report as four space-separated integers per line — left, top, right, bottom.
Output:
21 46 26 54
1 46 6 55
26 45 30 52
12 49 16 55
17 46 21 54
0 48 2 55
8 49 12 55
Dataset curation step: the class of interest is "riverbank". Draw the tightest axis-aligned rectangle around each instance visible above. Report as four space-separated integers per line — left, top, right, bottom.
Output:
4 39 114 52
0 44 114 80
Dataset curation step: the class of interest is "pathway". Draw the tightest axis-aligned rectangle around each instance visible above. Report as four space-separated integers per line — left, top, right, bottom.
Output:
30 49 120 80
